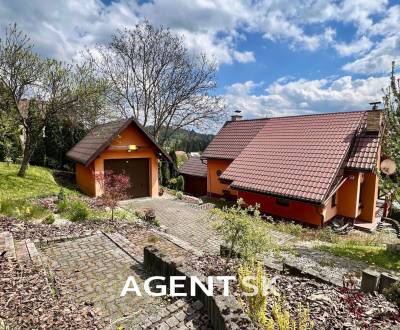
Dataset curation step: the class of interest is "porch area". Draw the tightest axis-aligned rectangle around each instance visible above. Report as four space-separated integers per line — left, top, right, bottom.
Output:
354 199 385 232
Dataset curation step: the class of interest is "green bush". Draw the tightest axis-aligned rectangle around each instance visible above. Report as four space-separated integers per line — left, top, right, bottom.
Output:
57 199 69 214
390 207 400 221
58 188 65 202
176 175 185 191
67 200 90 222
0 199 49 220
383 281 400 307
42 214 55 225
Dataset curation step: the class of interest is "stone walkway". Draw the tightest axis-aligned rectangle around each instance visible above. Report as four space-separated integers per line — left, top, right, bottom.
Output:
41 232 212 329
121 198 222 254
121 197 380 287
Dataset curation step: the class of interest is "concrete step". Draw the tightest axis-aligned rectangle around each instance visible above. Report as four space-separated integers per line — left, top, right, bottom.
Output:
1 232 42 265
0 231 16 259
15 241 30 262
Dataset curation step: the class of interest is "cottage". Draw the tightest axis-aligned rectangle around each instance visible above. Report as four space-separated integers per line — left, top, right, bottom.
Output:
66 117 171 198
179 156 207 197
200 110 382 227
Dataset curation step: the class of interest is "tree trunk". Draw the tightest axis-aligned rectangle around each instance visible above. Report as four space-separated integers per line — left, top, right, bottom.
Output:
17 135 32 177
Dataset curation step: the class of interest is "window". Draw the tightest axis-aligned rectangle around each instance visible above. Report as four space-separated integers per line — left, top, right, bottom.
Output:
331 193 337 207
276 198 289 207
216 169 222 177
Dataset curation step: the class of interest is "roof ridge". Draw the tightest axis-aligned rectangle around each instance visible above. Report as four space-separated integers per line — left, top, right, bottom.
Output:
93 117 130 128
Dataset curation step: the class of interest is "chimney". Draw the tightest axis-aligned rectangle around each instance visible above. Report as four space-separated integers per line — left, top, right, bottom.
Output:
366 101 382 133
231 110 243 121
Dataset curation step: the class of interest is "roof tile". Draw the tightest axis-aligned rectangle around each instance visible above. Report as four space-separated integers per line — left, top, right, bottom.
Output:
221 111 367 203
179 156 207 178
201 119 267 159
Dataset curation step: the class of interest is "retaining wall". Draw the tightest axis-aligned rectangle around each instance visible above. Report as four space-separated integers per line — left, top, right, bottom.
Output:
144 246 255 330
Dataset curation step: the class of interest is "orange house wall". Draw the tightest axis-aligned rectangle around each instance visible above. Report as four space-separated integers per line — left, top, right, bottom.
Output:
337 172 361 218
207 159 237 197
359 172 378 222
75 124 159 197
237 191 323 226
76 162 96 196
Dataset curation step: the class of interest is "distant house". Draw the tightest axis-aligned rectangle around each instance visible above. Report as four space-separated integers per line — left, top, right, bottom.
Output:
66 118 171 198
175 150 187 157
199 110 382 227
179 156 207 197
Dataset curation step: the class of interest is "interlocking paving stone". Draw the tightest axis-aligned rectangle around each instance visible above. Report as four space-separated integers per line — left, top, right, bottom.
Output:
41 231 212 329
121 198 222 254
41 232 163 327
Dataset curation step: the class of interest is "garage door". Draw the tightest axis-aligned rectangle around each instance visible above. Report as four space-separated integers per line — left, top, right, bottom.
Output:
104 158 150 198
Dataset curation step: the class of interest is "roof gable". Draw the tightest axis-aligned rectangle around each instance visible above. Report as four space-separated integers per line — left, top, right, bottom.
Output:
179 156 207 178
201 119 267 160
66 117 171 166
221 111 367 204
345 133 380 171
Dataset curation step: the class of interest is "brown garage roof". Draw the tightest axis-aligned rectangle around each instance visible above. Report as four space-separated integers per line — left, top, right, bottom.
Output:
66 117 171 166
179 156 207 178
220 111 370 204
201 119 267 160
346 133 380 171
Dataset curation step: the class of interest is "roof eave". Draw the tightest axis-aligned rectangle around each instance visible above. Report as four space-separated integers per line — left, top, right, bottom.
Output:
231 185 325 206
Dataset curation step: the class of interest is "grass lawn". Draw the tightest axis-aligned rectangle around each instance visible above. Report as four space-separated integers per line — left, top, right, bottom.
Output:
320 243 400 271
0 162 76 201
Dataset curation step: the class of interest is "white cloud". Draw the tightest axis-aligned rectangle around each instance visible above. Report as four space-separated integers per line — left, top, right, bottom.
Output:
0 0 397 73
334 36 373 56
339 4 400 74
233 50 255 63
225 75 387 118
342 35 400 74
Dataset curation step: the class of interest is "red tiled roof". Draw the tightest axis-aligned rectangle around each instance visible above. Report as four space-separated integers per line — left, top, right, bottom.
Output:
221 111 367 204
201 119 267 160
346 134 380 171
179 156 207 178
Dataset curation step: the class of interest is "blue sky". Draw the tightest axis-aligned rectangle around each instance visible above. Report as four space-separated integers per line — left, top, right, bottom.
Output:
0 0 399 119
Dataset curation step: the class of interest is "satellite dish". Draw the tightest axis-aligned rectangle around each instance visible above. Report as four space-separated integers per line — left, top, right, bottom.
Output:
381 159 396 175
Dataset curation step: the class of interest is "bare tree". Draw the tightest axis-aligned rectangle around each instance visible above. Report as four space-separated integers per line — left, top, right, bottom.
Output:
89 21 225 145
0 24 106 177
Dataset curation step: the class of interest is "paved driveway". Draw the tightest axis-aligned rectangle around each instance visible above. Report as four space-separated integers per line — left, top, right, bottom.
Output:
121 197 222 254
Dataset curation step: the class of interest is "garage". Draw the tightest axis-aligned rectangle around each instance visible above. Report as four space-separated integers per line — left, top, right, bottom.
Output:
179 156 207 197
67 117 171 198
104 158 150 198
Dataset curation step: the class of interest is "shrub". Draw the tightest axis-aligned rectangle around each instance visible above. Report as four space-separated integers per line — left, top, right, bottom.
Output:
94 171 131 221
168 177 177 189
238 262 268 326
42 214 55 225
212 199 275 265
238 262 314 329
133 210 145 220
67 200 90 222
176 191 183 200
383 282 400 307
148 235 160 243
57 188 65 202
176 175 184 191
0 199 49 220
57 199 69 214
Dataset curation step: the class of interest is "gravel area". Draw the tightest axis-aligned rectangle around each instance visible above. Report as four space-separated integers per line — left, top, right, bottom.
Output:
0 216 144 241
0 258 100 329
186 254 400 330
